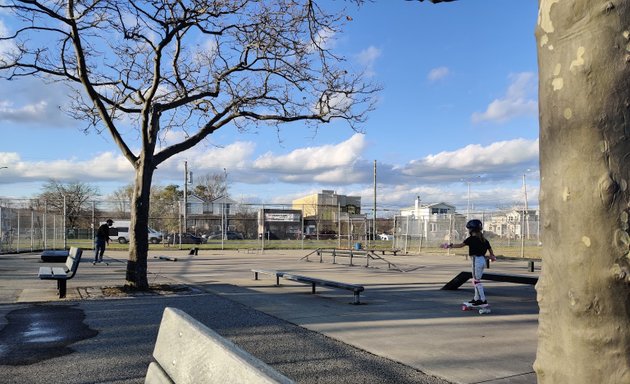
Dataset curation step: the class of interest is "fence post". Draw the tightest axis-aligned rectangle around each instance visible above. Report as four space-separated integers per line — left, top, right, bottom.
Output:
30 210 34 252
404 215 409 254
63 195 67 250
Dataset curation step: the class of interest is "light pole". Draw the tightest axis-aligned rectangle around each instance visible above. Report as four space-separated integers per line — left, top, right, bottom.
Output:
521 169 535 257
222 168 228 246
461 176 481 218
522 169 535 236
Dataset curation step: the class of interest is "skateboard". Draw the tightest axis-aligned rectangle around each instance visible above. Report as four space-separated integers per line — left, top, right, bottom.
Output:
92 260 109 266
462 302 491 314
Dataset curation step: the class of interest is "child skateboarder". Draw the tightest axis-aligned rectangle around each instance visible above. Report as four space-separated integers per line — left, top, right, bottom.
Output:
447 219 496 306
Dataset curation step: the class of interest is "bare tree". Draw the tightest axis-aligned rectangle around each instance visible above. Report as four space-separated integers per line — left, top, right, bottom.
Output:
0 1 378 288
36 179 99 229
110 184 134 214
193 172 227 201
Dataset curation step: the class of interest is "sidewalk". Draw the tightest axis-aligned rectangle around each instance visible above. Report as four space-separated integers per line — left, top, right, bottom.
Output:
0 249 539 383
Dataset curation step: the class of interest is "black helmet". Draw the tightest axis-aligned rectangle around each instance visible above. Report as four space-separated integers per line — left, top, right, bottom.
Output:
466 219 483 231
106 219 114 225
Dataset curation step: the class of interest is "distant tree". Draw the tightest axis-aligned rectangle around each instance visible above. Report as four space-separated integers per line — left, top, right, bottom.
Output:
149 184 182 232
110 184 134 214
0 1 377 288
193 172 228 202
37 180 99 229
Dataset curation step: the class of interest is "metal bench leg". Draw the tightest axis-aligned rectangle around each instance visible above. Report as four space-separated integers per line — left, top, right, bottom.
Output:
254 271 259 280
275 275 280 286
311 283 316 294
353 292 361 305
528 261 535 272
58 279 67 298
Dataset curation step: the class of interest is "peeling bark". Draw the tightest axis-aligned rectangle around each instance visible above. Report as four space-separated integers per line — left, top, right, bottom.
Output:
535 1 630 382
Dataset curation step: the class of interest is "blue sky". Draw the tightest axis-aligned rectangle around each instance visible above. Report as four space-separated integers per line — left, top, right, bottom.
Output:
0 0 540 213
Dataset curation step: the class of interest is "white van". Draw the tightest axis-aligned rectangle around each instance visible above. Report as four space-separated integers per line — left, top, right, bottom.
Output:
105 220 163 244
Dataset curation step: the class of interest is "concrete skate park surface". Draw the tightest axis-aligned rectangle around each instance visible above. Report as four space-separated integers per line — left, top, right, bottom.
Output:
0 249 539 384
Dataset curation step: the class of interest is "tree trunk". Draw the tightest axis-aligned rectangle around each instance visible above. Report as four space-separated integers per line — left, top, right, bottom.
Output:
125 159 153 290
535 1 630 382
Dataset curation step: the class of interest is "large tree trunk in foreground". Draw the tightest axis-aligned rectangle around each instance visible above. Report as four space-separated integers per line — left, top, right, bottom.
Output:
535 1 630 382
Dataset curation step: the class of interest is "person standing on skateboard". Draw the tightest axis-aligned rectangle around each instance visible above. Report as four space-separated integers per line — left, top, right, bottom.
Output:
447 219 496 306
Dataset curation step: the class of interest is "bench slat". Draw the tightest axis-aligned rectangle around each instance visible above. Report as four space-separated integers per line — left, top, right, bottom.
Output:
281 274 363 292
251 269 365 304
38 266 69 279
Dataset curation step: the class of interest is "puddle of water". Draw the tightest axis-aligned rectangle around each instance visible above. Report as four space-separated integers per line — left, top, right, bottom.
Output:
0 304 98 365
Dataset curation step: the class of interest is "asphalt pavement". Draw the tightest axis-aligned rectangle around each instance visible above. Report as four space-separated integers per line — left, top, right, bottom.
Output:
0 248 540 383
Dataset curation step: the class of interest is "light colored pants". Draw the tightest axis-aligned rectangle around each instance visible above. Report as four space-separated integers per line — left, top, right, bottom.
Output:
472 256 487 301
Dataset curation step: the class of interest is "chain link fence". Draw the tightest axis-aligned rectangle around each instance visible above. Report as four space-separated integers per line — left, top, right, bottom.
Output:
0 198 541 258
393 210 541 258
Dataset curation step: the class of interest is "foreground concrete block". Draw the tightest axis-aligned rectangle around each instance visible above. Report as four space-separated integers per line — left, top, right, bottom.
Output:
147 307 293 384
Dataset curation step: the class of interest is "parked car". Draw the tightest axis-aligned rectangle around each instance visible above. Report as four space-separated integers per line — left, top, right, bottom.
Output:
167 233 204 244
205 231 244 240
106 220 163 244
304 230 337 240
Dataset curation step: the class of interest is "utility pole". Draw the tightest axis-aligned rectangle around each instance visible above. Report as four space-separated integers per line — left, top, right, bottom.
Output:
183 161 188 238
523 173 530 239
373 160 377 241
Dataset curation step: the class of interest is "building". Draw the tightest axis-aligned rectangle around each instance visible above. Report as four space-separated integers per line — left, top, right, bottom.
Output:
257 209 303 240
181 194 240 235
485 208 539 239
396 197 467 244
400 197 456 218
292 190 361 217
292 190 362 238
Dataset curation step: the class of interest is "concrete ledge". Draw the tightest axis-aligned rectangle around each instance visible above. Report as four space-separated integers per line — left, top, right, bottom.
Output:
441 271 539 290
40 250 69 263
148 307 294 384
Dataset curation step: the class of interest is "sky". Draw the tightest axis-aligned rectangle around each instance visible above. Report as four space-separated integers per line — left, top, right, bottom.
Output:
0 0 540 214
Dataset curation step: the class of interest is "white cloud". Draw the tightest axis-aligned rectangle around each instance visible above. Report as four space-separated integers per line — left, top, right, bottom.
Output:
315 91 353 117
187 142 256 170
0 151 133 183
472 72 538 123
427 66 450 82
312 27 336 51
253 134 365 173
401 138 539 181
356 46 382 77
193 38 218 65
0 100 49 122
0 78 76 126
0 19 17 62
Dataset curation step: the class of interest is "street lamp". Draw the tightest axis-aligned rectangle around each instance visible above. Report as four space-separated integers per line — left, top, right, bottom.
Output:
461 176 481 218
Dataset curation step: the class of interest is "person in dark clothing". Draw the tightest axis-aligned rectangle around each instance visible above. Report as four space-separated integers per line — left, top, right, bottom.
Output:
447 219 496 306
94 219 113 264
